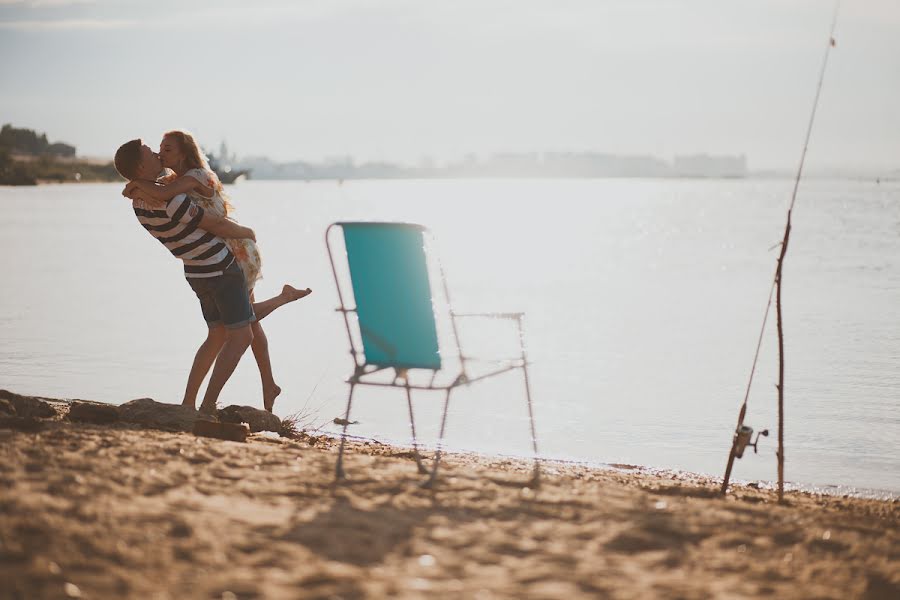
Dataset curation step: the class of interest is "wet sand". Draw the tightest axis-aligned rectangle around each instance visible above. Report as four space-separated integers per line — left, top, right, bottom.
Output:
1 419 897 599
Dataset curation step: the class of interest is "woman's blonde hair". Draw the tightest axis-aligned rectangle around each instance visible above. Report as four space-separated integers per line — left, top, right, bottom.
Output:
163 129 234 215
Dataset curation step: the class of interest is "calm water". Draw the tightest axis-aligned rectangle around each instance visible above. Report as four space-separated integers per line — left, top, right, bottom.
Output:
2 179 898 494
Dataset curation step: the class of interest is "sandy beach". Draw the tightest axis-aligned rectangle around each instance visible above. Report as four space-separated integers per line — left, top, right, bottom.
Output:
1 397 898 600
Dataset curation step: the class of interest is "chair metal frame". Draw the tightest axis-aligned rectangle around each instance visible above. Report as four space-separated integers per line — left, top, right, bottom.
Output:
325 222 541 487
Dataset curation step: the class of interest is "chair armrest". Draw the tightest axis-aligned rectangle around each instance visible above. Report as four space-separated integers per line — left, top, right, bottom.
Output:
451 311 528 361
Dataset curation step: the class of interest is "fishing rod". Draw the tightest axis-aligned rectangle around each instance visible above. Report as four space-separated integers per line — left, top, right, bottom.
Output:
721 1 841 502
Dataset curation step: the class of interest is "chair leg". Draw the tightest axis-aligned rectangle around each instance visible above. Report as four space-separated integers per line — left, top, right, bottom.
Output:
422 388 452 488
405 385 428 474
521 362 541 486
335 383 356 481
516 316 541 486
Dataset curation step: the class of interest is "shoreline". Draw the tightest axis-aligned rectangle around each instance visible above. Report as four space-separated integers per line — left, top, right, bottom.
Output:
337 431 900 502
1 393 897 599
6 391 898 501
3 172 898 188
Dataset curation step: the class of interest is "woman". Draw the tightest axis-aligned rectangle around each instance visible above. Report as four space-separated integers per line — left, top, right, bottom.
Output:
124 130 309 412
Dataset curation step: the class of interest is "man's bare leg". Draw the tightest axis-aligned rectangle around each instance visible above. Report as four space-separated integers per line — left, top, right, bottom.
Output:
182 325 227 409
199 325 254 414
253 285 312 322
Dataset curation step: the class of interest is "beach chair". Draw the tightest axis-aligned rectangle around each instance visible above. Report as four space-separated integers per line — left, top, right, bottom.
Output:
325 222 540 487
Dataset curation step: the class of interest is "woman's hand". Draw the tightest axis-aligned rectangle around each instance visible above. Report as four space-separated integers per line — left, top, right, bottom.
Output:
123 181 165 207
131 180 154 194
122 180 152 199
123 183 166 208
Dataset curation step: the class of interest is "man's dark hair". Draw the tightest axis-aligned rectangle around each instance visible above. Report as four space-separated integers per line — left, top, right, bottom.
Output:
114 139 142 180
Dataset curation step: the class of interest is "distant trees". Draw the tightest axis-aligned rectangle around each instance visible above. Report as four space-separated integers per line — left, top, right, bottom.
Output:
0 150 37 185
0 124 118 185
0 124 48 154
0 124 75 157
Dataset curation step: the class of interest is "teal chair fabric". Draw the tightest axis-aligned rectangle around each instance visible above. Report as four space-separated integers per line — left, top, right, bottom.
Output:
342 223 442 370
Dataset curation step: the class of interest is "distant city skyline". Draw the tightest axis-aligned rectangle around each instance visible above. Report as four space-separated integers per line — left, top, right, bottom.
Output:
1 0 898 171
227 149 752 180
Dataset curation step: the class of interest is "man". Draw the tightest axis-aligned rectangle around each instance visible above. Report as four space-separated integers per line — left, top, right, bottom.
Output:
114 138 282 414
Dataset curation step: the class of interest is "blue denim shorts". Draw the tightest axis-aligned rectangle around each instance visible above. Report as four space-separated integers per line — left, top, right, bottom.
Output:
187 260 256 329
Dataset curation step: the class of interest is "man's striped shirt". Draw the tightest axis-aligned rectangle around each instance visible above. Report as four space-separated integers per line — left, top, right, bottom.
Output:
133 194 234 278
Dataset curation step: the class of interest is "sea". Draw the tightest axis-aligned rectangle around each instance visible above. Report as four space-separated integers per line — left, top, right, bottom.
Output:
1 178 898 496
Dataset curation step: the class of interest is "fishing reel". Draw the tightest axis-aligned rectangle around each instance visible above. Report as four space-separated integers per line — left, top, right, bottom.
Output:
733 425 768 459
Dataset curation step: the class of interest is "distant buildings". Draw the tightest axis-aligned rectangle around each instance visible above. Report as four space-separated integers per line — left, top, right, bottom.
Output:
232 150 748 180
672 154 747 178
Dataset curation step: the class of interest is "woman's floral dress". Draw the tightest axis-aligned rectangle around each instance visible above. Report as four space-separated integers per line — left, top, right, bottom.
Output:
183 168 262 288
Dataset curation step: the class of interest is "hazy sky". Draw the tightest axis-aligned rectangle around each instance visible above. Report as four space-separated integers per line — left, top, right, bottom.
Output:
1 0 897 170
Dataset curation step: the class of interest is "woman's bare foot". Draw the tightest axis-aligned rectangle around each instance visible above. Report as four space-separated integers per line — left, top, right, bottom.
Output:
263 384 282 413
282 284 312 303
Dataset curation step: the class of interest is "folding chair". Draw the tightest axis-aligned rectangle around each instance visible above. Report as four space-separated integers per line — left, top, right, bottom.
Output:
325 222 540 487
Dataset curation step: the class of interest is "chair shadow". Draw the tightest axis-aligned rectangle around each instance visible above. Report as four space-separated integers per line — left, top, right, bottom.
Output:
267 498 442 566
259 473 566 567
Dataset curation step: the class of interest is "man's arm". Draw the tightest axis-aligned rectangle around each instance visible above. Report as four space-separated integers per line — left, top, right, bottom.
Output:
199 212 256 241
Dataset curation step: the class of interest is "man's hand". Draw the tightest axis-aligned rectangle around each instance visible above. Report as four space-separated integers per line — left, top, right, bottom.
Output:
225 217 256 242
200 212 257 241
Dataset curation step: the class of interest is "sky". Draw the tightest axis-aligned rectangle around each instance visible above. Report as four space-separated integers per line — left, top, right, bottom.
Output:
0 0 898 171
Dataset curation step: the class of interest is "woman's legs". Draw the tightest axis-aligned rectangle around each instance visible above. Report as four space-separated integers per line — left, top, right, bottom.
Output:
248 285 311 411
253 285 312 321
184 283 311 412
249 289 281 412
